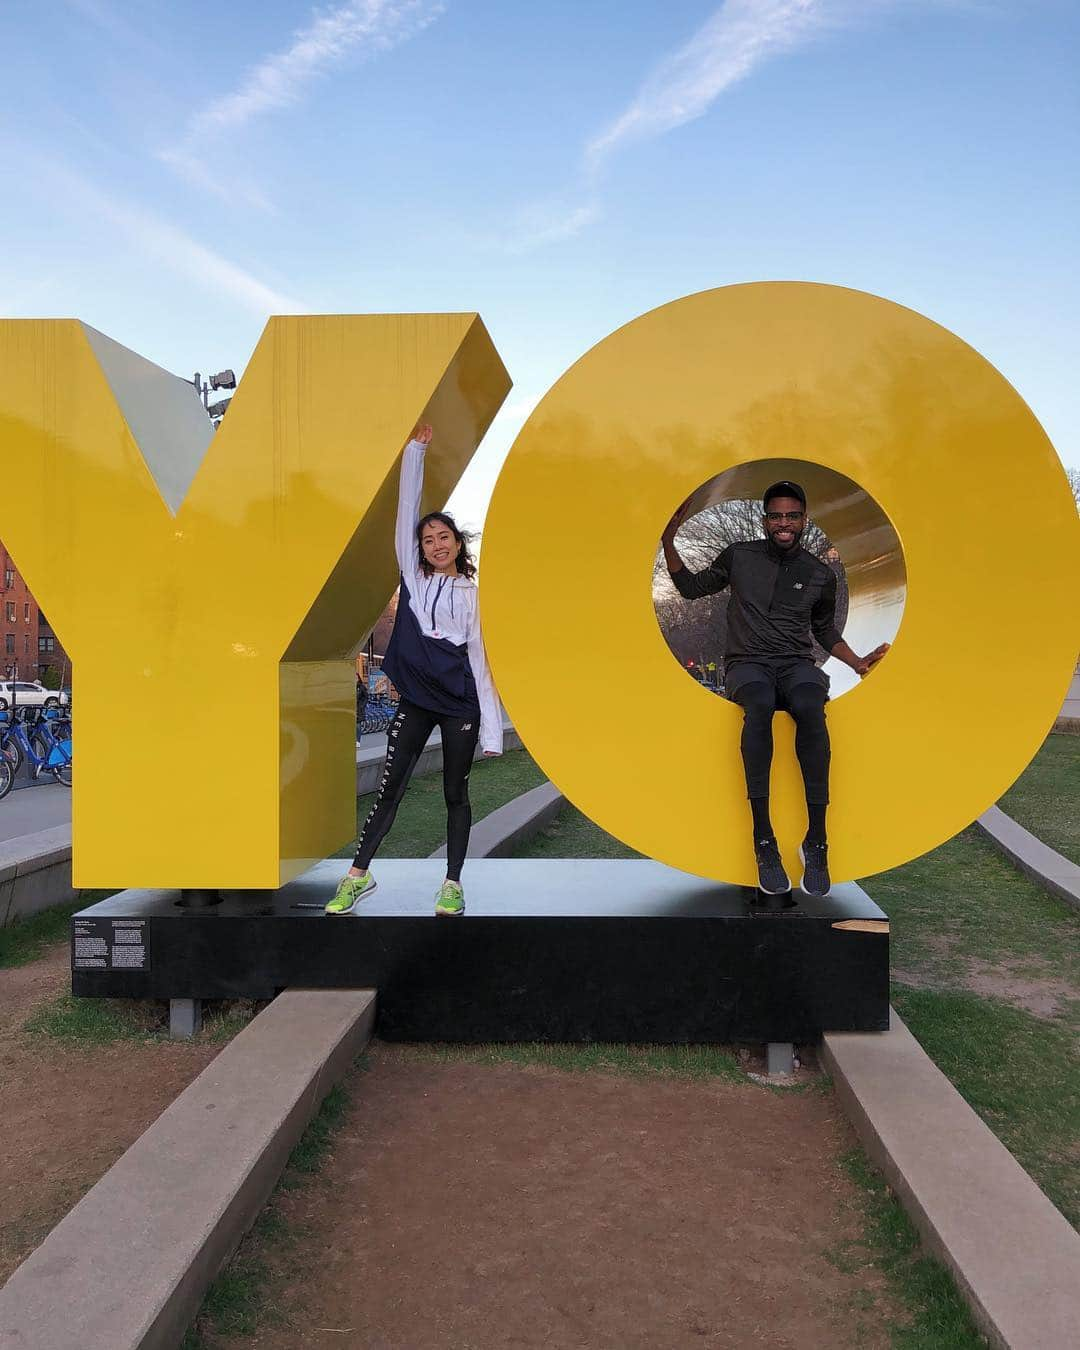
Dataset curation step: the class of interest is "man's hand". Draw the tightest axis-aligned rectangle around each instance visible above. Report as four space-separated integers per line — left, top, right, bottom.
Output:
853 643 891 677
410 422 433 445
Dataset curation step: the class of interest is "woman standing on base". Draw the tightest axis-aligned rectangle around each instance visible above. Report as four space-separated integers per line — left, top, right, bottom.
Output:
327 425 502 918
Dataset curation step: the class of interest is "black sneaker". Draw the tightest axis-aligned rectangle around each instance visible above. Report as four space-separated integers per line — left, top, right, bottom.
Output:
754 837 791 895
799 840 831 897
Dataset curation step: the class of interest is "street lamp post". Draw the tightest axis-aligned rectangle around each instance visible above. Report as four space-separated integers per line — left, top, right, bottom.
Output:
190 369 236 429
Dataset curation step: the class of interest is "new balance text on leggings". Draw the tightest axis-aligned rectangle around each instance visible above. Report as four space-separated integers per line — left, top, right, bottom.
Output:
354 699 480 883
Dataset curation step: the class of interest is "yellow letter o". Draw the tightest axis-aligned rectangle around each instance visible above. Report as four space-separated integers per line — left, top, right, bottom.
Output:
481 283 1080 885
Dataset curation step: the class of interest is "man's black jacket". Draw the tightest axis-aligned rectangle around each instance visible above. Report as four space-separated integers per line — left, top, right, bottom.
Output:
669 539 842 664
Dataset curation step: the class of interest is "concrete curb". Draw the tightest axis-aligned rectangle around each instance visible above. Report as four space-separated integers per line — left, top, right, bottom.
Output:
976 804 1080 912
356 722 522 794
822 1008 1080 1350
0 824 75 928
0 988 376 1350
430 781 565 860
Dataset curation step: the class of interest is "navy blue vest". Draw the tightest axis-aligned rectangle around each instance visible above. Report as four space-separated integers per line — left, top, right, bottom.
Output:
382 575 480 718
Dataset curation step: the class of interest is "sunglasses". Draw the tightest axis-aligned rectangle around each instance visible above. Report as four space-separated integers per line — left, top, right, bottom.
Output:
764 510 804 523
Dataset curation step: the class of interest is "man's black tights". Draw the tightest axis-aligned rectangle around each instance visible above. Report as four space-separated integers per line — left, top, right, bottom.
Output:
354 699 479 882
735 680 830 841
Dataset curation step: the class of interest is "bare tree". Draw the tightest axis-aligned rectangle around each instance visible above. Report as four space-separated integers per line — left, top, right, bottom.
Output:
1067 466 1080 511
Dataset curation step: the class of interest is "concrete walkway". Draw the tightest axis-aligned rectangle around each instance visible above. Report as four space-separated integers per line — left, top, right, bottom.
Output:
0 779 71 842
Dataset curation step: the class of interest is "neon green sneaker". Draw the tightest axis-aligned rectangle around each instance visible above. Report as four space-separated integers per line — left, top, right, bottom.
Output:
325 871 376 915
434 879 465 917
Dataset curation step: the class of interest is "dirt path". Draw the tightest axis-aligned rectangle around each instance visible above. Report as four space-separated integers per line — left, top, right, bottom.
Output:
0 945 222 1283
226 1047 898 1350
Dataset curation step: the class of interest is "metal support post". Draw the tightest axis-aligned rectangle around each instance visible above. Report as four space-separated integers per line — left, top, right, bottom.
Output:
169 999 203 1039
766 1042 795 1077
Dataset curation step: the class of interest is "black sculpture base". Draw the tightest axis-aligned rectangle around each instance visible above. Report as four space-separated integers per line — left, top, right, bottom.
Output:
70 859 889 1043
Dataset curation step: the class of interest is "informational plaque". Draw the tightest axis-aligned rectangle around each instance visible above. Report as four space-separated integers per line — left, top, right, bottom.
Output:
72 917 150 971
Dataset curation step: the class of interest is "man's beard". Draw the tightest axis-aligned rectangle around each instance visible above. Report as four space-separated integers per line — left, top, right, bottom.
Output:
769 526 803 551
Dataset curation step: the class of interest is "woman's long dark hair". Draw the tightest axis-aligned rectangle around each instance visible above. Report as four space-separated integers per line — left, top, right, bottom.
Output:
416 511 477 580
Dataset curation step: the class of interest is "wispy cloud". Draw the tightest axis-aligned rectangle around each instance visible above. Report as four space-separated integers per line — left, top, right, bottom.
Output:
586 0 831 169
113 204 310 315
506 0 916 251
156 148 277 213
192 0 444 135
38 157 309 316
162 0 443 203
501 198 601 254
101 199 310 315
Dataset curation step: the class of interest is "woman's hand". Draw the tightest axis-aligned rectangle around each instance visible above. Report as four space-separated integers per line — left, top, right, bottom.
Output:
410 423 433 445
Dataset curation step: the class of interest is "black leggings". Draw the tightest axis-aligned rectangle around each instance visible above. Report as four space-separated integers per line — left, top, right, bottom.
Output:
734 681 830 806
353 699 480 882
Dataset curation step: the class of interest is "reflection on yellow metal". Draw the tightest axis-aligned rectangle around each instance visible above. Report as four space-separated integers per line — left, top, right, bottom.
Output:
0 315 510 888
482 283 1080 885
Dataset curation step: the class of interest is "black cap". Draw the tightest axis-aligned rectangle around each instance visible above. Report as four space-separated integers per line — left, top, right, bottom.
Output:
763 480 806 510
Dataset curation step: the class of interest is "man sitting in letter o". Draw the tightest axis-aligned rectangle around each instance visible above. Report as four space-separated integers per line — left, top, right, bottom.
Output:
661 481 889 897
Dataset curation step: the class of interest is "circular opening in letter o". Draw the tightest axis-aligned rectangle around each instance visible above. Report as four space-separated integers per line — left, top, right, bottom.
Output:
481 283 1080 885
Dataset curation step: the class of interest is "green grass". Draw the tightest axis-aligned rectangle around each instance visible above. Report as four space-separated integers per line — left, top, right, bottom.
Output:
890 986 1079 1229
179 1235 280 1349
24 994 155 1043
199 1002 265 1044
0 890 114 969
397 1040 745 1081
281 1082 350 1179
863 784 1080 1236
999 732 1079 865
181 1075 361 1350
833 1149 986 1349
25 994 260 1045
865 826 1080 1007
514 801 643 858
333 746 547 859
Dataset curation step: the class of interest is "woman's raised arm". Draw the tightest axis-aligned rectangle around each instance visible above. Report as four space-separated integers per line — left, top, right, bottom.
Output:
394 423 432 582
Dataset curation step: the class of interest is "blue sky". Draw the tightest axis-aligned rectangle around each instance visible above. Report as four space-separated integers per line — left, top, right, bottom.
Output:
2 0 1077 527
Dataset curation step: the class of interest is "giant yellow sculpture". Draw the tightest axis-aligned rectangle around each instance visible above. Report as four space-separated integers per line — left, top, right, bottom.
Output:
481 283 1080 885
0 315 510 887
2 287 1076 893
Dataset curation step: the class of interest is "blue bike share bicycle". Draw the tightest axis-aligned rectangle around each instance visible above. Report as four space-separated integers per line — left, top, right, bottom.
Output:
0 706 72 799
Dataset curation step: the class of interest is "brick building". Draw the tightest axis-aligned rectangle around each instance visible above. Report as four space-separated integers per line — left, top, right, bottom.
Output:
1 546 38 680
0 543 71 684
37 610 71 685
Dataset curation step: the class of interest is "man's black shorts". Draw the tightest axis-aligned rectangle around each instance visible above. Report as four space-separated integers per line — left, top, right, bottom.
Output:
724 657 830 708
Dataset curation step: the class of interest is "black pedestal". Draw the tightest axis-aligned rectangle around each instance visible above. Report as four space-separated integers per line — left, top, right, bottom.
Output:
71 859 889 1043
